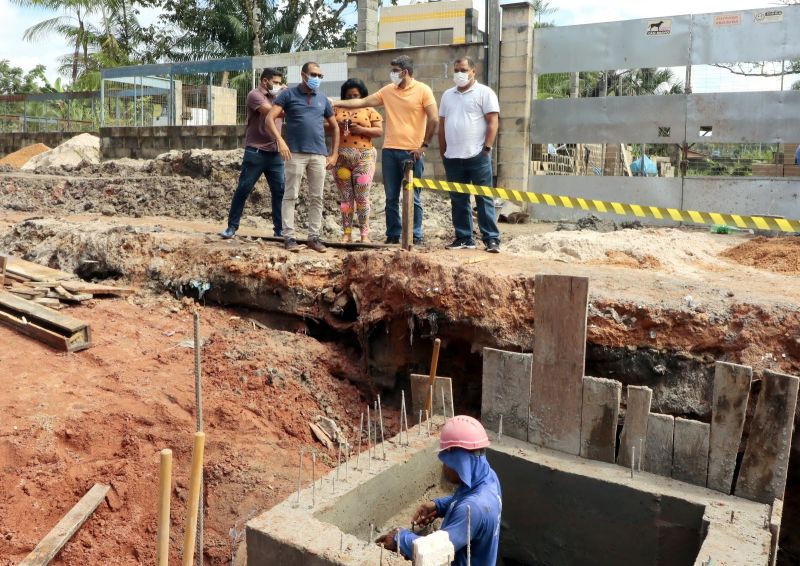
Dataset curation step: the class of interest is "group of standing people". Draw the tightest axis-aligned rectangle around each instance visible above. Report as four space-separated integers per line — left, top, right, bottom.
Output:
220 54 501 254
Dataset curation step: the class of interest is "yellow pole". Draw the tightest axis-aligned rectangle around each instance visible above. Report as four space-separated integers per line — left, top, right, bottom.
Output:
157 448 173 566
182 432 205 566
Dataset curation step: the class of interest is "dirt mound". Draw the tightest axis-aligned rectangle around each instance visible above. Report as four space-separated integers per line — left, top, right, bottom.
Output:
721 236 800 275
21 133 100 171
0 143 50 168
597 250 662 269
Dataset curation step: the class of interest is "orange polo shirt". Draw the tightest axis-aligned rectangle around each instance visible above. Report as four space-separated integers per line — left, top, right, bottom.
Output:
374 79 436 150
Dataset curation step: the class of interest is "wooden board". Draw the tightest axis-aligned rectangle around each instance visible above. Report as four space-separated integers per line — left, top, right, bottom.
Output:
643 413 675 477
0 254 6 287
60 281 135 297
708 362 752 494
617 385 652 468
672 418 710 487
736 370 800 504
410 374 454 420
6 257 74 282
529 274 589 455
481 348 533 441
19 483 109 566
0 291 91 352
579 376 621 463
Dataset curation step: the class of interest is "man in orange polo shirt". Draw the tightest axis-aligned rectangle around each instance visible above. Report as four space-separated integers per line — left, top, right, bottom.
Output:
334 55 438 245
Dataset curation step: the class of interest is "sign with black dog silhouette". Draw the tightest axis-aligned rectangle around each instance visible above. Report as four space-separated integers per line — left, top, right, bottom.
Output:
646 18 672 36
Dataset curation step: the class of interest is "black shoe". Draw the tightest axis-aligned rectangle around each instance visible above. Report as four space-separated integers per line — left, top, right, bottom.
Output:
385 236 400 244
446 238 477 250
413 237 425 246
285 238 300 253
307 236 327 253
486 239 501 253
219 227 236 239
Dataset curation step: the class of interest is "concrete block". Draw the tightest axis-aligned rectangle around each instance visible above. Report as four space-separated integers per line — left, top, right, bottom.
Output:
194 125 213 137
736 370 800 504
579 376 621 463
412 530 455 566
410 374 453 420
481 348 532 441
708 362 752 494
672 418 710 487
643 413 674 477
497 56 531 74
617 385 652 469
529 275 589 455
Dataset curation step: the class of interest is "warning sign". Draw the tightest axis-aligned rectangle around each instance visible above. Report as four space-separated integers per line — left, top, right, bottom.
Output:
714 14 742 27
754 10 784 24
646 18 672 36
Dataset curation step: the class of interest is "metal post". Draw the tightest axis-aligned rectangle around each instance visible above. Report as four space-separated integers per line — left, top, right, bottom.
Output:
401 160 415 250
169 71 175 127
22 99 27 134
100 80 105 128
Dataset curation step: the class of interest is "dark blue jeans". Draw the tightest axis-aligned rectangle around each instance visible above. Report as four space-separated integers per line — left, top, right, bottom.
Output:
443 152 500 244
227 146 284 236
382 148 424 240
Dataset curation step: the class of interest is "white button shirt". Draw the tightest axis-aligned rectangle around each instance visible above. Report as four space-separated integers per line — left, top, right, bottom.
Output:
439 81 500 159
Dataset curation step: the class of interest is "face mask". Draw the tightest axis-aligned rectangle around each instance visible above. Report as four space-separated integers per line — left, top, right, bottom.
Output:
389 71 403 85
269 85 282 95
453 72 470 87
306 76 321 90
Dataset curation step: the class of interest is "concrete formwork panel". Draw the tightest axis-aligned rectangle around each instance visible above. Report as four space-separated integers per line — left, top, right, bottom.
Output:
579 376 621 464
673 418 710 487
643 413 675 477
410 374 454 421
481 347 533 441
618 385 652 469
708 362 752 494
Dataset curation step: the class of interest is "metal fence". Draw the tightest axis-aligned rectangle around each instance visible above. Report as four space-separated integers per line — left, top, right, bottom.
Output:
0 91 100 133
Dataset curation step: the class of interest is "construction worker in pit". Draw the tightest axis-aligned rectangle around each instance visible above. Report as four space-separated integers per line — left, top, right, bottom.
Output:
376 415 502 564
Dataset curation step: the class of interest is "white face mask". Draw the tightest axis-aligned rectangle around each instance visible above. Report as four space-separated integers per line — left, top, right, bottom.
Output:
389 71 403 85
453 72 471 87
269 85 282 95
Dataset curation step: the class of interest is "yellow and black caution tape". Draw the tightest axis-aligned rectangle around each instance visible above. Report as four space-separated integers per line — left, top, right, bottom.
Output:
413 178 800 233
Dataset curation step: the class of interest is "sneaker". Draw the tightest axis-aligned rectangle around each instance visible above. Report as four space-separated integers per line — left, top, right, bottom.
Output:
219 227 236 239
285 238 300 253
445 238 477 250
486 239 501 253
307 236 327 253
385 236 400 244
413 237 425 246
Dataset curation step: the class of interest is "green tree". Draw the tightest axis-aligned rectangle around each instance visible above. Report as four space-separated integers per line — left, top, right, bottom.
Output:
0 60 53 94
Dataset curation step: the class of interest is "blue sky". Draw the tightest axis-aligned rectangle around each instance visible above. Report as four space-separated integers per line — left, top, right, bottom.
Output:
0 0 792 86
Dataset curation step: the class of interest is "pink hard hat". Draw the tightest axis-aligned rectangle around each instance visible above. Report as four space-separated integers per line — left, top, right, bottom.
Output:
439 415 490 451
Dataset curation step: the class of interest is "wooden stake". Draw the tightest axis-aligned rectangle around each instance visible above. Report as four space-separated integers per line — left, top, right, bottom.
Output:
182 432 205 566
424 338 442 413
157 449 173 566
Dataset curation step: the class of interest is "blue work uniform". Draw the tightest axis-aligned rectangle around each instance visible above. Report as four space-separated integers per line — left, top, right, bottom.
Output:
396 449 502 565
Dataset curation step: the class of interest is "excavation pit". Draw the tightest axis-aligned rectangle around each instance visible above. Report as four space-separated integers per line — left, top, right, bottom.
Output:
246 426 775 565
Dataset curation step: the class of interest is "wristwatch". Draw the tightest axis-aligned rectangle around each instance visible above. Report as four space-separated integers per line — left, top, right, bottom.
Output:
483 146 492 153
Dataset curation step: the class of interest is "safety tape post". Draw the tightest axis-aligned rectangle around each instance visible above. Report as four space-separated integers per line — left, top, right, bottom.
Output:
411 178 800 233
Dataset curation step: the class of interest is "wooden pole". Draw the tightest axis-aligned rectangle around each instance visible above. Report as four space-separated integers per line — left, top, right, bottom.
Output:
424 338 442 414
182 432 205 566
157 449 173 566
401 160 415 250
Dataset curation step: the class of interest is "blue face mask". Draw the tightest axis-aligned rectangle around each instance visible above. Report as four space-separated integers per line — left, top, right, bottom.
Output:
306 76 321 90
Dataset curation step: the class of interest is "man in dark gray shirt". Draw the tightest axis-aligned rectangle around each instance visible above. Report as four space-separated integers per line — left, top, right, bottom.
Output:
220 68 286 239
266 62 339 253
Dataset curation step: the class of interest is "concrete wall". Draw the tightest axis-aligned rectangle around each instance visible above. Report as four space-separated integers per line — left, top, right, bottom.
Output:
0 131 93 159
346 43 486 182
99 125 244 160
378 0 473 49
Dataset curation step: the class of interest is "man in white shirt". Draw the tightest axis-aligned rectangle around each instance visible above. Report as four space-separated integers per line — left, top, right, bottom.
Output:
438 56 501 253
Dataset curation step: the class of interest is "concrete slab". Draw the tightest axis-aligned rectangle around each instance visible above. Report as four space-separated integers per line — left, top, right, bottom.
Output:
579 376 621 464
481 347 532 441
643 413 674 477
673 418 710 487
708 362 752 494
410 374 453 421
617 385 652 469
736 370 800 504
529 274 589 455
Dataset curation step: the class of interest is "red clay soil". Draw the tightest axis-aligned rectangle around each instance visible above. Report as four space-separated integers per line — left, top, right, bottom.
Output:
721 236 800 275
0 294 385 565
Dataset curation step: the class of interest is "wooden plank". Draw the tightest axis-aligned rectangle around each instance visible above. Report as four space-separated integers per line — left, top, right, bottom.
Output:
672 418 710 487
708 362 753 494
19 483 109 566
33 298 64 308
60 281 135 297
0 291 87 333
579 376 621 463
736 370 800 504
410 374 454 420
6 257 74 282
0 254 6 287
529 274 589 455
0 292 91 352
0 310 70 351
643 413 675 477
617 385 652 468
481 348 533 441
